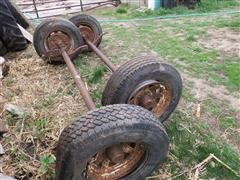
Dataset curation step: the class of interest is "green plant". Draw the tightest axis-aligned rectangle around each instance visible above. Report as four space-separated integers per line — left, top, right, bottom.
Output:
218 116 237 129
40 154 56 176
116 7 128 14
87 66 107 84
226 63 240 88
30 118 49 138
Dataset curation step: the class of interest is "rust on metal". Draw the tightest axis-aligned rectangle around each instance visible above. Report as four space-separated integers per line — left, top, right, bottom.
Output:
61 47 96 111
79 26 96 43
106 144 125 163
17 0 121 19
46 31 74 59
84 37 117 72
129 81 172 118
87 143 145 180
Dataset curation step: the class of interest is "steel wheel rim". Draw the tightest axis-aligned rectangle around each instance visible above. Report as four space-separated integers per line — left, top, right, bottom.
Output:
78 24 96 42
44 31 74 58
128 80 172 118
86 143 145 180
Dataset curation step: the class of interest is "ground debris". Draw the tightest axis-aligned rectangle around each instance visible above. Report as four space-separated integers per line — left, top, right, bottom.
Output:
0 143 4 155
4 104 30 118
0 173 16 180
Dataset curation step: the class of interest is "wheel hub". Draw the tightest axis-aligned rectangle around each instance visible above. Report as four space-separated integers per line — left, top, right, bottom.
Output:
79 26 95 42
46 31 73 57
128 81 172 118
86 143 145 180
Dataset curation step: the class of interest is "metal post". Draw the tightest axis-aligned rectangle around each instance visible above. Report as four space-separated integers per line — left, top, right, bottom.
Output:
61 49 96 111
84 38 117 72
32 0 39 19
80 0 84 12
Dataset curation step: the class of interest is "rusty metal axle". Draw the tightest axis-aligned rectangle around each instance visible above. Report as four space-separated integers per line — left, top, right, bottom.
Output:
61 48 95 111
84 36 117 72
57 32 117 111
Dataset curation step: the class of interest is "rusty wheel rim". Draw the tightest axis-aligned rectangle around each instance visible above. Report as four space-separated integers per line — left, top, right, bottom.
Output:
128 80 172 118
44 31 74 58
79 25 96 42
86 143 145 180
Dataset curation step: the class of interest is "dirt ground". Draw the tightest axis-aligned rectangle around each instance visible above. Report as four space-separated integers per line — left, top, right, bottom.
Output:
198 28 240 57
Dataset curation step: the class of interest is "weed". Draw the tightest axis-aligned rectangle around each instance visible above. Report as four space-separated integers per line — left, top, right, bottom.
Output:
42 96 54 107
40 154 56 177
116 7 127 14
87 66 107 84
226 63 240 88
218 116 237 129
99 0 240 19
5 113 19 126
30 118 49 139
167 111 240 179
216 17 240 31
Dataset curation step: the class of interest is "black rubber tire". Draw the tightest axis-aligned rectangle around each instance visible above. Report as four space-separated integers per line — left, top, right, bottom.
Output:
102 56 182 123
56 104 169 180
5 0 29 29
33 18 84 63
0 0 27 52
69 14 102 52
0 40 7 56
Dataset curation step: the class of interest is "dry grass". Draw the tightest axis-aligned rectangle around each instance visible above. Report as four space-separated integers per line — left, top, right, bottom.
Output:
1 46 86 179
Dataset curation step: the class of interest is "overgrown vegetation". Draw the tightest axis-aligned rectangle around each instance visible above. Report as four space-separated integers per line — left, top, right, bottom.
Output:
98 0 240 19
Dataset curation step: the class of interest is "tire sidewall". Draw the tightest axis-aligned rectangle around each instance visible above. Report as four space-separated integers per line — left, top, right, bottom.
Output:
69 14 102 50
104 63 182 122
58 124 169 180
33 19 84 62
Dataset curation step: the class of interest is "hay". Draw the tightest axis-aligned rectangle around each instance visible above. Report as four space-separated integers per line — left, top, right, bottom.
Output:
1 46 87 179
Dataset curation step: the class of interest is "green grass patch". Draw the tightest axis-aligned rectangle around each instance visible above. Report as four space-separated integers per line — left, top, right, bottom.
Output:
216 17 240 31
218 115 237 129
87 66 107 84
226 63 240 88
29 118 49 139
167 111 240 179
98 0 240 19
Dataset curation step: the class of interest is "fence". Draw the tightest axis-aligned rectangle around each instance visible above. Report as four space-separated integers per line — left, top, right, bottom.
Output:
15 0 120 19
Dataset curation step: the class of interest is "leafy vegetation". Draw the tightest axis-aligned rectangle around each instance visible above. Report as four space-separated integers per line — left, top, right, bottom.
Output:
98 0 240 19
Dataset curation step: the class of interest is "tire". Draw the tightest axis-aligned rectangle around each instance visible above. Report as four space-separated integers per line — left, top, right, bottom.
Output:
5 0 29 29
102 56 182 123
0 0 27 52
69 14 102 52
56 104 169 180
33 18 84 63
0 40 7 56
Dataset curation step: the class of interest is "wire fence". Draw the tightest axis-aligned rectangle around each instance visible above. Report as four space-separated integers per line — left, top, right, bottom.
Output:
15 0 120 19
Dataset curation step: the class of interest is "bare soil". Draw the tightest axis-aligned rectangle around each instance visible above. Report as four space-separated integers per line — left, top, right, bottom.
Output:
198 28 240 57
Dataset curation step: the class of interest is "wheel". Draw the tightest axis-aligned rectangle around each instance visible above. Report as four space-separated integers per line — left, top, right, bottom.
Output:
0 0 27 52
33 18 84 63
102 56 182 123
69 14 102 52
5 0 29 29
56 104 169 180
0 40 7 56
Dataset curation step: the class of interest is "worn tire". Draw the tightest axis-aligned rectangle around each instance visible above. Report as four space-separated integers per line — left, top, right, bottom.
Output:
56 104 169 180
33 18 84 63
69 14 102 52
0 40 7 56
102 56 182 123
0 0 27 52
5 0 29 28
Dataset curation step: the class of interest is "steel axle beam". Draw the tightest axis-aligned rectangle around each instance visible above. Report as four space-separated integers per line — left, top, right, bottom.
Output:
61 48 96 111
84 37 117 72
